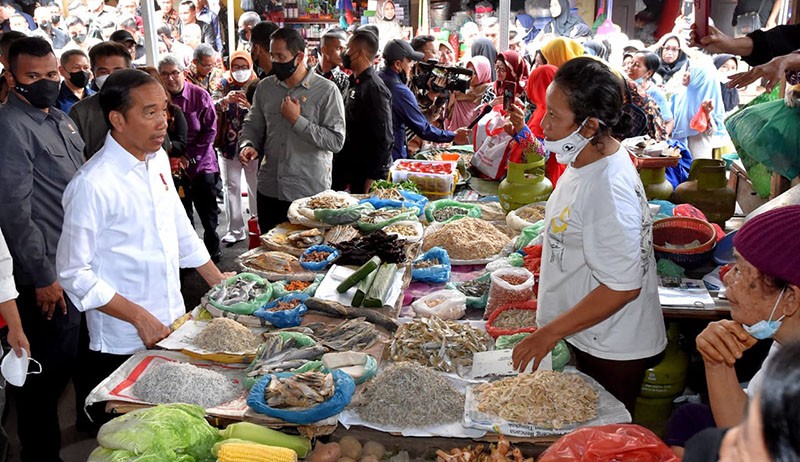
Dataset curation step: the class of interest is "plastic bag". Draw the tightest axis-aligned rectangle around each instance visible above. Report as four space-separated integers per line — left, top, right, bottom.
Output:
411 247 452 284
206 273 273 315
485 300 537 338
411 289 467 320
321 352 379 384
506 202 547 233
243 332 318 389
507 253 524 267
93 404 220 462
359 190 428 216
538 424 679 462
424 199 482 224
299 245 339 271
446 272 491 310
672 204 708 221
689 107 709 133
357 208 420 232
246 369 356 424
271 274 324 299
515 221 545 250
313 202 374 225
485 267 534 320
253 294 309 328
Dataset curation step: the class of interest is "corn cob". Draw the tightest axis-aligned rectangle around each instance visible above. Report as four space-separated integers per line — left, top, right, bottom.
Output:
214 440 297 462
219 422 312 458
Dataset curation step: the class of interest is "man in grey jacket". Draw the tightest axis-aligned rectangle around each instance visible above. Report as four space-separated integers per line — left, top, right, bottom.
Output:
239 27 345 233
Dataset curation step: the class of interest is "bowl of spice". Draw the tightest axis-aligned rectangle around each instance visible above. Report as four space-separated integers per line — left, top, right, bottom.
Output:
299 244 340 271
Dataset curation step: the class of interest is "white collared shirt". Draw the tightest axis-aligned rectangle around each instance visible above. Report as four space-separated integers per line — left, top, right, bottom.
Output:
57 133 210 355
0 228 18 304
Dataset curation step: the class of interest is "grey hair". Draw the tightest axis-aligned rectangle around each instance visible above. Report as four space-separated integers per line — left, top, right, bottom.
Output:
193 43 214 60
158 53 185 71
238 11 260 28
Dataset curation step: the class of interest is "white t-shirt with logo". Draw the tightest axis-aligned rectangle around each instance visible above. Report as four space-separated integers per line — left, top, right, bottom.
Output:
537 146 667 361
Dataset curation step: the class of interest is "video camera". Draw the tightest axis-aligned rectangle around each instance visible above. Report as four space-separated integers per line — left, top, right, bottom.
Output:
412 60 474 93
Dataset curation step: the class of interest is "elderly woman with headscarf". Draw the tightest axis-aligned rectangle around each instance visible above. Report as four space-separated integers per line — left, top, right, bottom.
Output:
523 64 567 186
216 50 259 243
470 37 497 80
656 33 690 84
445 55 494 131
540 37 584 68
670 59 727 159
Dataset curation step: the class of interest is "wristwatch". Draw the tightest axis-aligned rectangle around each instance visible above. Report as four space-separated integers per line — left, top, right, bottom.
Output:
239 141 254 152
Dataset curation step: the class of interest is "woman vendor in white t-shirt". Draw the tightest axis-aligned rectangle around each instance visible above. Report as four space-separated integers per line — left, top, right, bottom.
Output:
509 56 667 412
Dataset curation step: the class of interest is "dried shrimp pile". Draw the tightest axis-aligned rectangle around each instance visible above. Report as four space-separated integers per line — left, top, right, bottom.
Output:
423 218 510 260
491 309 536 330
353 362 464 428
517 205 546 222
387 317 493 372
192 318 262 352
308 195 349 210
474 371 598 429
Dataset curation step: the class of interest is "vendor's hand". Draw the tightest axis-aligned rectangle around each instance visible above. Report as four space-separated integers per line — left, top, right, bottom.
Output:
35 281 66 320
280 96 301 125
696 320 757 367
507 103 526 133
512 327 559 372
453 127 470 145
239 147 259 164
690 25 732 53
7 327 29 358
727 54 797 92
134 311 171 348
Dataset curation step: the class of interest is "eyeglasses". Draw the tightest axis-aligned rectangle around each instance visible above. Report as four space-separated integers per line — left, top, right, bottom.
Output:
160 70 182 79
663 46 680 53
196 61 214 69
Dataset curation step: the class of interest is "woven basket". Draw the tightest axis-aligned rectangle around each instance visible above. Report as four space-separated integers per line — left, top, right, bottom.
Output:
653 217 717 268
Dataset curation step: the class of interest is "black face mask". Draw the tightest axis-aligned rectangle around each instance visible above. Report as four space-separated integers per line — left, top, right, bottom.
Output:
68 70 90 88
13 76 60 109
51 14 60 23
341 50 353 70
238 29 249 43
72 33 87 44
272 53 299 81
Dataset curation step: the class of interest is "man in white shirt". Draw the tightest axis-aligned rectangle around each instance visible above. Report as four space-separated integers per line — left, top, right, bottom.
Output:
57 69 230 429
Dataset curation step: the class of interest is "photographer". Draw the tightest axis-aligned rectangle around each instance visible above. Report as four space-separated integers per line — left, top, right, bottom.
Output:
379 39 469 160
410 35 447 126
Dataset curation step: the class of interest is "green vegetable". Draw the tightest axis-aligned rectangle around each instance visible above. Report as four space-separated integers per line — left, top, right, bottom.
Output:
337 256 381 293
363 263 397 308
352 267 378 307
93 403 220 462
219 422 312 458
369 179 422 194
314 202 374 225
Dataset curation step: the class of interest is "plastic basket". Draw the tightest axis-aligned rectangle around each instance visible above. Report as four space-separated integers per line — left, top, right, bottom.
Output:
485 300 538 339
653 217 717 269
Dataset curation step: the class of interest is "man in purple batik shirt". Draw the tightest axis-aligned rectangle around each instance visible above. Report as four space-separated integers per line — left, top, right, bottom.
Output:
158 54 221 261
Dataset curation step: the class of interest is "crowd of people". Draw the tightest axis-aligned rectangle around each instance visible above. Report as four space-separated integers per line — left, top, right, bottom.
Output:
0 0 798 460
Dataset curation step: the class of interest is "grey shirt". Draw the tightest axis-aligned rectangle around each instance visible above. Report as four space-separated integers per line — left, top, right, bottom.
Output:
0 92 84 287
239 69 346 202
69 93 107 159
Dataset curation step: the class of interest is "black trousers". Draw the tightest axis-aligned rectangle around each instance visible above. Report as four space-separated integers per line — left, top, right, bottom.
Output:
12 286 79 462
183 172 221 256
256 192 291 235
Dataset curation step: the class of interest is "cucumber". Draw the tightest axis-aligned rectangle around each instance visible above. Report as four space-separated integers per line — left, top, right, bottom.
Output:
336 256 381 293
352 267 378 307
363 263 397 308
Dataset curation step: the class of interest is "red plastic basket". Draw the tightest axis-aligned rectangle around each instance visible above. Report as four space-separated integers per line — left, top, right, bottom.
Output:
653 217 717 269
485 300 538 339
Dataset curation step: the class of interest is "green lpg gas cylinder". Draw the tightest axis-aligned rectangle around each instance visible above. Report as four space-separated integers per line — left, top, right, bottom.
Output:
498 157 553 213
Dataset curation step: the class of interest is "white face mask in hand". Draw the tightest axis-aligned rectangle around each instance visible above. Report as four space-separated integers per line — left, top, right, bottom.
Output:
543 117 594 165
1 348 42 387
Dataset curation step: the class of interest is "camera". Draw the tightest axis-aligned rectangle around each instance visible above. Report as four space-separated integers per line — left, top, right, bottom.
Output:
412 60 474 93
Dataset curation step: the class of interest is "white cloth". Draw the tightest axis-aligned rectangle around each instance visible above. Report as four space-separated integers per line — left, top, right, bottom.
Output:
57 134 210 355
537 146 667 361
221 155 258 239
0 228 18 304
745 342 780 399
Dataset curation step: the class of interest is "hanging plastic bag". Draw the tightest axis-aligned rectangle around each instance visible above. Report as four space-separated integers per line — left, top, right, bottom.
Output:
253 294 309 328
538 424 679 462
689 105 710 133
411 289 467 320
471 107 513 180
411 247 452 284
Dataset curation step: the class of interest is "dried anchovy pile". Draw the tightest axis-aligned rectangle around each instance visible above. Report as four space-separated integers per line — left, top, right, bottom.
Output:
307 195 349 210
193 318 262 352
353 362 464 428
517 205 546 222
387 317 493 372
433 206 469 222
132 362 241 408
456 278 491 298
333 230 406 265
474 371 598 429
491 309 537 329
361 208 404 224
384 224 418 236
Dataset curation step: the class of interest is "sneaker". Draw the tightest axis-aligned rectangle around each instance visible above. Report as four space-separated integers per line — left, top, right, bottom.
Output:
221 233 246 244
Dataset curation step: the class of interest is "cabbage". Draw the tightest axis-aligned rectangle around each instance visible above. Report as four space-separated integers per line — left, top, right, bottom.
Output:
94 403 220 461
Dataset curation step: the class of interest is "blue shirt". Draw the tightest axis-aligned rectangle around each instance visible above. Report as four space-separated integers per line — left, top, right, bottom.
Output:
56 81 95 115
378 67 454 160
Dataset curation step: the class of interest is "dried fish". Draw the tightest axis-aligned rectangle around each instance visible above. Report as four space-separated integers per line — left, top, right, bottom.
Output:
192 318 262 352
265 371 335 408
243 251 303 274
387 318 493 373
308 195 349 210
432 206 469 222
333 230 406 265
286 228 323 248
373 188 403 200
307 318 379 351
325 225 361 245
247 334 328 377
353 362 463 428
384 224 418 237
473 371 598 429
360 208 405 225
455 278 491 298
208 278 270 306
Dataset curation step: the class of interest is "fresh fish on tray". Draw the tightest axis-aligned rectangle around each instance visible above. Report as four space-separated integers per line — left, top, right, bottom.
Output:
306 318 379 351
247 334 327 377
265 371 335 408
208 278 270 306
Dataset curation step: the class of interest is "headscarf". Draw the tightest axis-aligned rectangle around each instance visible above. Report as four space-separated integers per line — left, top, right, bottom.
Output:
549 0 584 37
582 40 608 61
226 50 257 87
445 56 492 131
671 60 726 140
540 37 584 68
525 64 557 139
515 13 539 43
471 38 497 80
713 53 740 112
494 50 529 96
656 34 689 83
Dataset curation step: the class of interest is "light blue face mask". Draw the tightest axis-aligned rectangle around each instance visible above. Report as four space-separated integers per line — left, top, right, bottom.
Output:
634 77 645 86
743 286 787 340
